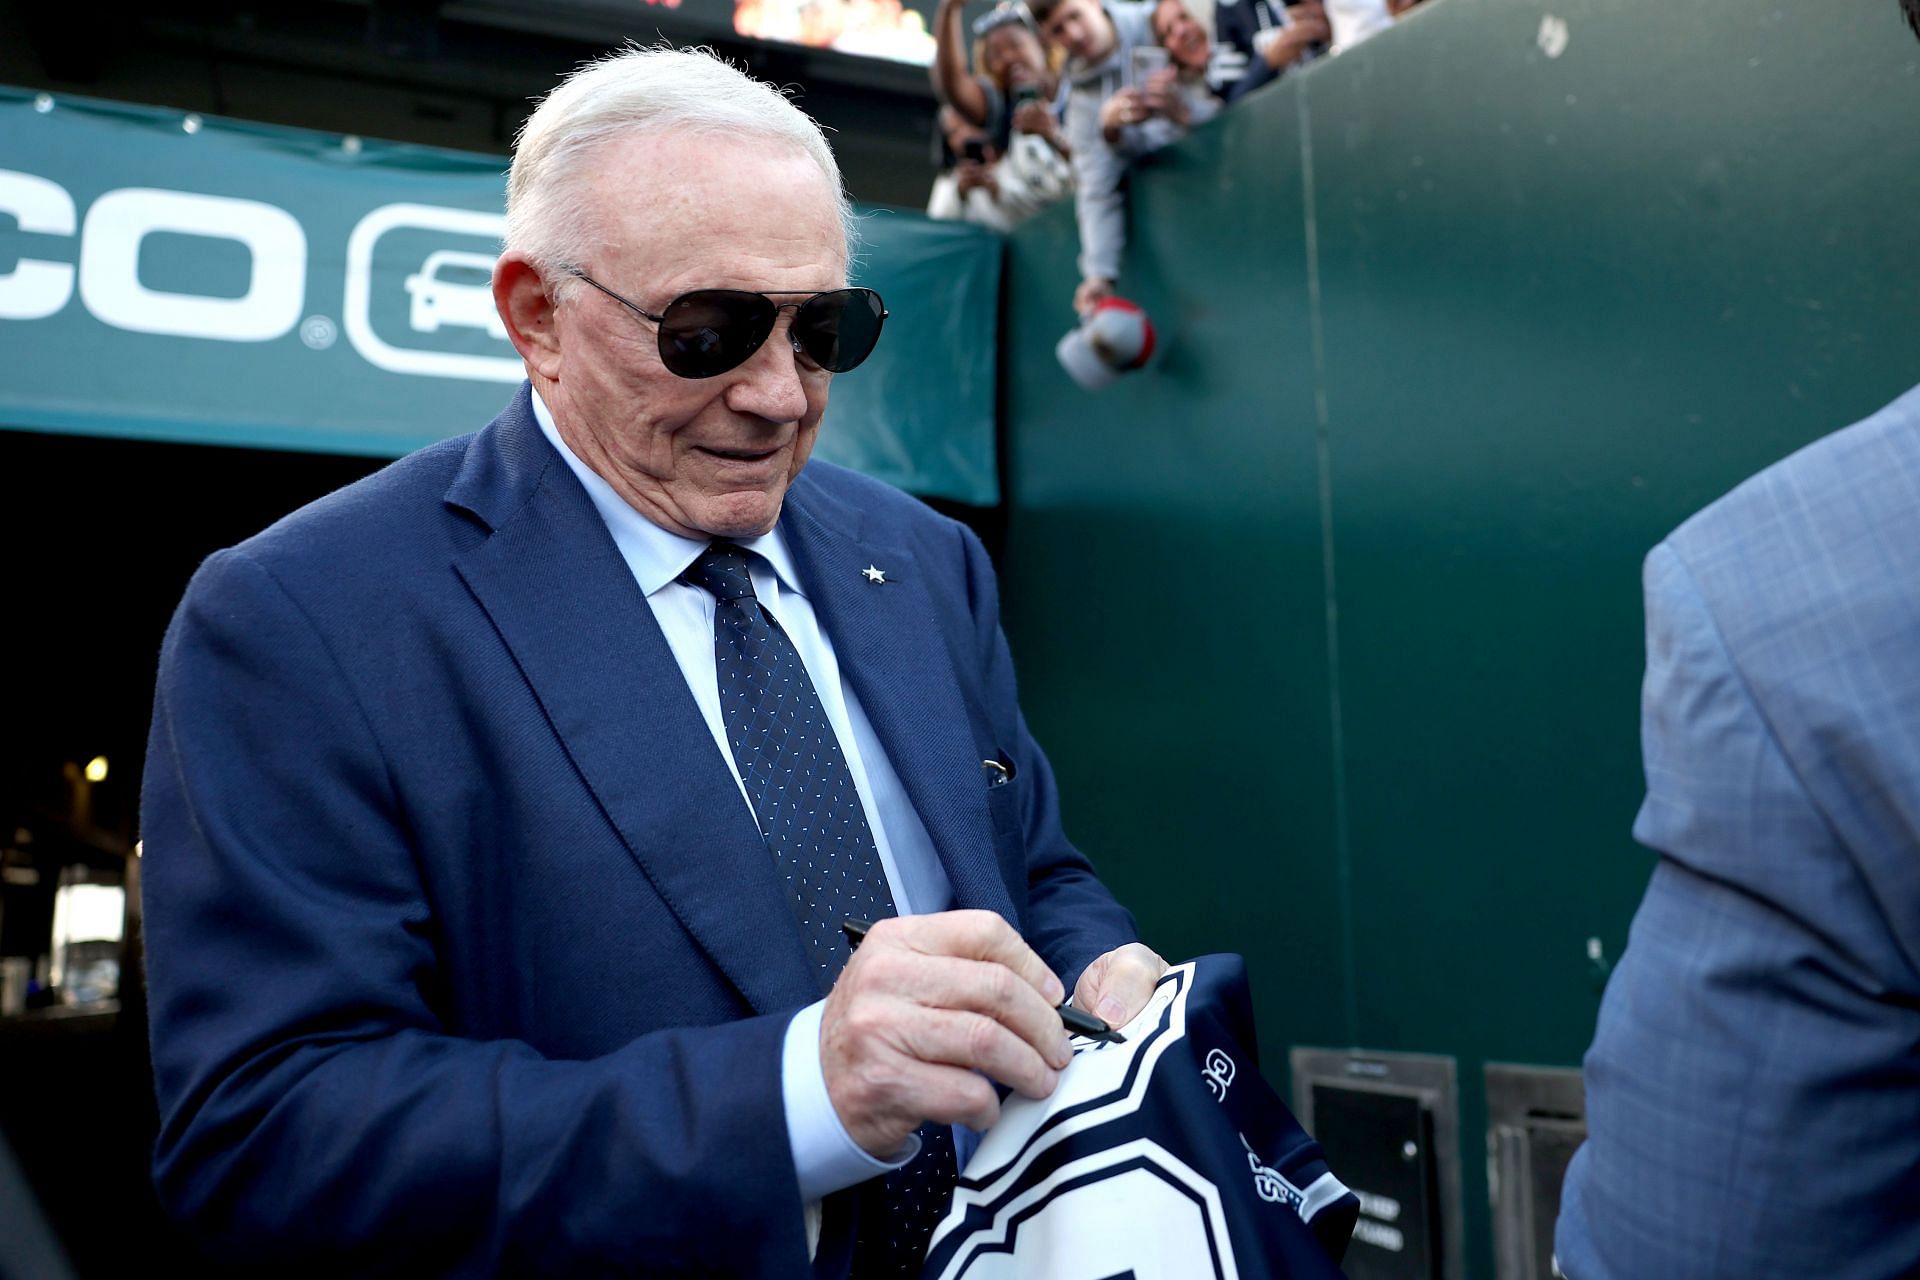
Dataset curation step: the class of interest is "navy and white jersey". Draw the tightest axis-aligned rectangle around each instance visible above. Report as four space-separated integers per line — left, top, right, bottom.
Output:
921 955 1358 1278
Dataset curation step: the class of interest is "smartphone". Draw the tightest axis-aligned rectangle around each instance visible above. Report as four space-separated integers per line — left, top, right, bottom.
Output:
961 138 989 165
1128 44 1170 88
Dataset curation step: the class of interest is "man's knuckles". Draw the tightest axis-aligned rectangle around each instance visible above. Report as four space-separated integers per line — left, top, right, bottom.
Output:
848 944 915 992
834 995 907 1050
948 1075 1001 1130
978 963 1021 1011
959 1009 1012 1066
843 1052 913 1112
945 908 1013 953
906 1007 1011 1072
862 915 910 948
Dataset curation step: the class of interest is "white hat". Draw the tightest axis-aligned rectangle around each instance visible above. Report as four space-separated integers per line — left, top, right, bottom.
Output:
1055 297 1157 392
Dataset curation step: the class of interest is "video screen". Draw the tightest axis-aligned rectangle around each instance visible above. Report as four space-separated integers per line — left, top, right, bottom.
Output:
567 0 997 68
731 0 939 63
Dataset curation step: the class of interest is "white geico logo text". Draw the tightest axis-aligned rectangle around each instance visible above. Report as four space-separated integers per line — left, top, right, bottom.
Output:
0 170 519 382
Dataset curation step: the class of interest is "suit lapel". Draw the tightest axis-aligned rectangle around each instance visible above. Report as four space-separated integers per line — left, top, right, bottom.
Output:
446 391 817 1015
781 481 1016 922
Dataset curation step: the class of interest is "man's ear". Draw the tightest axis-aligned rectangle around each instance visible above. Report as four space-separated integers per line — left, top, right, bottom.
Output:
493 252 563 379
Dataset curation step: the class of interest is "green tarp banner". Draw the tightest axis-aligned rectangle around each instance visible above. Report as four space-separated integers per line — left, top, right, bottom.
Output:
0 87 1000 504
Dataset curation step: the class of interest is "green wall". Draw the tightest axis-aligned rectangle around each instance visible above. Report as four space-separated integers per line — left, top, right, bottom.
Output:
999 0 1920 1272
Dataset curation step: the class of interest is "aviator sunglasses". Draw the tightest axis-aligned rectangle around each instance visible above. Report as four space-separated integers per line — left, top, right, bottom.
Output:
564 267 888 380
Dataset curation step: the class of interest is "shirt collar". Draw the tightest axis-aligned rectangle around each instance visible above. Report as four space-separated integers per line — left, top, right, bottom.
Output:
528 385 806 600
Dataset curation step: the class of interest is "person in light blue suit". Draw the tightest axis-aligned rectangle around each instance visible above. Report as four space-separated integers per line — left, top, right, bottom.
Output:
1555 378 1920 1279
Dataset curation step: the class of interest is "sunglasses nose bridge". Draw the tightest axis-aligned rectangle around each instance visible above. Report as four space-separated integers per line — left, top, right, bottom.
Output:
760 299 814 357
726 301 814 383
721 296 783 366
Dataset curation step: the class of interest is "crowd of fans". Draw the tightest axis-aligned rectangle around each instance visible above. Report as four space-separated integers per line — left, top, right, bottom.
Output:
927 0 1427 315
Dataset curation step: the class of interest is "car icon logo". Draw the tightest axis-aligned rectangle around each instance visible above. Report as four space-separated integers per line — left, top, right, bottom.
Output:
345 203 521 382
403 249 506 340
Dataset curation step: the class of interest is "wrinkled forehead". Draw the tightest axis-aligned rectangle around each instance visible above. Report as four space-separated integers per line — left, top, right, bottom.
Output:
584 130 847 278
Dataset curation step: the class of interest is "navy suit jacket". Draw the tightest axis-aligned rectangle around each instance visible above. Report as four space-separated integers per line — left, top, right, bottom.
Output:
140 386 1138 1276
1556 384 1920 1278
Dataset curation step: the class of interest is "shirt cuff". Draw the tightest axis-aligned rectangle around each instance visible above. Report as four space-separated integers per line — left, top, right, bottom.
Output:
783 999 919 1203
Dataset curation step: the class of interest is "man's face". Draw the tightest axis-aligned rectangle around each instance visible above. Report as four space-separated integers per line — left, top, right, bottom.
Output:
1041 0 1116 65
541 132 845 541
1151 0 1210 70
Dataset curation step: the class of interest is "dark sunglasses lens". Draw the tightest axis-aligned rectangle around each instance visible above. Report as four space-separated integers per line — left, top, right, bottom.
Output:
657 291 777 378
794 289 887 373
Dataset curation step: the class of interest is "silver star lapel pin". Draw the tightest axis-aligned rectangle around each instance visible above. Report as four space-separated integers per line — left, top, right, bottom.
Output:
861 564 887 584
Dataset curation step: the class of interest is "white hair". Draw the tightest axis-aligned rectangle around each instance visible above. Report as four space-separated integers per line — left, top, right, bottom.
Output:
505 45 857 297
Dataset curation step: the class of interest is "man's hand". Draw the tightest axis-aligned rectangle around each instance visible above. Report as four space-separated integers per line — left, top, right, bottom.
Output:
1099 88 1150 143
820 911 1074 1159
1073 942 1168 1031
1141 69 1191 127
1073 275 1116 315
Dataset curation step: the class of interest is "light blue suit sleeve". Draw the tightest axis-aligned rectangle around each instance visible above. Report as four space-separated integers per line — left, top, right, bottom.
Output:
1557 534 1920 1279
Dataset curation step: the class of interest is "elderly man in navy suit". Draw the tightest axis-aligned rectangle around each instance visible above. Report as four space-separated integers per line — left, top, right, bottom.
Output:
1556 158 1920 1280
140 47 1162 1276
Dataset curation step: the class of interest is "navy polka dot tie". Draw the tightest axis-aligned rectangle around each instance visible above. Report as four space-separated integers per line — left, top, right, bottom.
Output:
680 542 956 1275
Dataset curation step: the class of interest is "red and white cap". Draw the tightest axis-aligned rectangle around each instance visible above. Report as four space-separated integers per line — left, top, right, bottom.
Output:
1055 297 1157 392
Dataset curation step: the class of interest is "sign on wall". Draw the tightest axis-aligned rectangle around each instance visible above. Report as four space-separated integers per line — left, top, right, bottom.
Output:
0 87 1001 504
542 0 949 65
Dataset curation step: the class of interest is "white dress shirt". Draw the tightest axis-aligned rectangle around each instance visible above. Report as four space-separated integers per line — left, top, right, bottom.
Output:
528 391 970 1233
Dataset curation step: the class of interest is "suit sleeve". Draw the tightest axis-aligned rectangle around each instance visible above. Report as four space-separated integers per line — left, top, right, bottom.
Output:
1556 541 1920 1280
955 525 1139 991
141 549 810 1276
